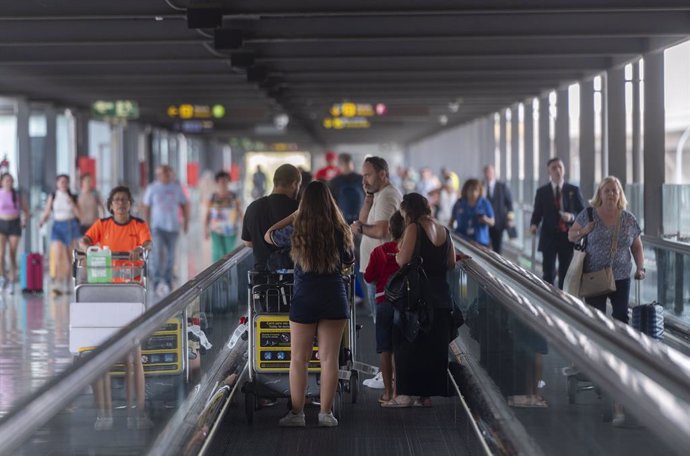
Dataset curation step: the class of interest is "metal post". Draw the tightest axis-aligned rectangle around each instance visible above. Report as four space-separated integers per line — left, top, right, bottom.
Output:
523 99 535 205
539 94 551 169
607 66 627 183
486 115 496 169
643 51 665 237
632 61 642 184
580 79 596 200
16 99 32 253
556 87 570 176
511 105 521 200
499 111 507 181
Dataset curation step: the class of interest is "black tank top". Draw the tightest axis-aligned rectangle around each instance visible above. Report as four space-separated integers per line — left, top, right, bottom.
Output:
417 223 449 278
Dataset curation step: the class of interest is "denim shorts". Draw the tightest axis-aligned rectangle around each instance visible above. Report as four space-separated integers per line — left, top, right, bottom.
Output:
51 219 80 246
375 300 395 353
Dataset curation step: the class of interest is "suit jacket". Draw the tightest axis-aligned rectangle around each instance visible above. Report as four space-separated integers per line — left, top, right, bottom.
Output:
485 180 514 232
530 182 585 251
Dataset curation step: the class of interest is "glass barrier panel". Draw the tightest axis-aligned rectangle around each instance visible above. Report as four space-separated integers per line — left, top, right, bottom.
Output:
11 252 253 456
643 244 690 323
662 184 690 244
453 267 677 455
625 183 644 232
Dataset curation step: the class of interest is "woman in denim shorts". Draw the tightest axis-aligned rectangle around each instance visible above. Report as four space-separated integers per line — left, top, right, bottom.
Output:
38 174 81 294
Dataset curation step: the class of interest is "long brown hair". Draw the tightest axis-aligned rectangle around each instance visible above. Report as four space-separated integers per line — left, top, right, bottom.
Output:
291 181 353 273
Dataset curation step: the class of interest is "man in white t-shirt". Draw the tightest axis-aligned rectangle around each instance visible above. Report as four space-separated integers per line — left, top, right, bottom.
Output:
351 156 403 324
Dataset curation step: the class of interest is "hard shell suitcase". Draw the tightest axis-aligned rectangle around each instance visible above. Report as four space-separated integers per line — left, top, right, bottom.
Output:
630 280 663 340
20 252 44 293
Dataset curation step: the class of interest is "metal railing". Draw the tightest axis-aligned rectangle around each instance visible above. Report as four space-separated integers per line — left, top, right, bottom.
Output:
0 246 252 456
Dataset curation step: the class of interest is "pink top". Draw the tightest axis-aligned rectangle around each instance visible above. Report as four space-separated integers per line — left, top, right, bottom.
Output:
0 190 19 217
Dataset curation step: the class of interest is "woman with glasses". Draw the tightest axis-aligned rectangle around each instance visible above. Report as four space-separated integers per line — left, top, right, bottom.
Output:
80 186 153 431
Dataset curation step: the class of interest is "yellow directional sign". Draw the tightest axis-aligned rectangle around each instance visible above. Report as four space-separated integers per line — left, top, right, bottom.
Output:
168 104 226 120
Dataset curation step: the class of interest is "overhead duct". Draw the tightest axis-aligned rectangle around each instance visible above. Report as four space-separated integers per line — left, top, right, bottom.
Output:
214 29 243 50
230 51 255 68
246 66 268 83
186 8 222 29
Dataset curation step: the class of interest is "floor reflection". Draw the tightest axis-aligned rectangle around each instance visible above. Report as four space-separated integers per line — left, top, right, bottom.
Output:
0 292 72 417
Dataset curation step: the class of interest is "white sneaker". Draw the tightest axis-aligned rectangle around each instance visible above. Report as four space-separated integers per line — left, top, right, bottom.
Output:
362 371 384 389
156 282 170 297
279 410 305 427
318 411 338 427
94 416 114 431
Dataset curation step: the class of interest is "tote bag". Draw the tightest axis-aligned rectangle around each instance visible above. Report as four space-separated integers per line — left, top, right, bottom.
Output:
563 246 586 296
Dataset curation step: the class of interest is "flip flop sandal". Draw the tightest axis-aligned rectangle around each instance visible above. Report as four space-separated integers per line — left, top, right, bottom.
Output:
380 396 414 408
412 397 433 407
378 395 392 404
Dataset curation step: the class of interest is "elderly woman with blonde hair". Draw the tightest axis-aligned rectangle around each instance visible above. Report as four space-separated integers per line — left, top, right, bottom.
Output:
568 175 645 323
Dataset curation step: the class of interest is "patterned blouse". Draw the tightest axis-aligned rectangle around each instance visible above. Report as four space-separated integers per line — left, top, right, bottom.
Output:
574 208 641 280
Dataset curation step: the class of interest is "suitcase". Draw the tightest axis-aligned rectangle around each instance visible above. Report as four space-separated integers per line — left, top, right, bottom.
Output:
20 252 44 293
630 280 663 340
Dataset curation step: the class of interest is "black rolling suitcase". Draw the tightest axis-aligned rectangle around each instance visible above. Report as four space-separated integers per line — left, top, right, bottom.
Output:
630 280 664 340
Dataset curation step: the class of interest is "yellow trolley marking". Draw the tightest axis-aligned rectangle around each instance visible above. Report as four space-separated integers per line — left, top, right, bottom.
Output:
254 315 321 373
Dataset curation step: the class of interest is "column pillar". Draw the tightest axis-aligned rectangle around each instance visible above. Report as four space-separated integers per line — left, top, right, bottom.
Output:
538 94 551 170
643 51 665 236
632 61 642 183
16 99 33 253
499 111 508 180
555 88 570 175
511 105 521 200
43 106 57 191
486 115 496 168
607 66 627 183
523 99 535 205
580 79 596 200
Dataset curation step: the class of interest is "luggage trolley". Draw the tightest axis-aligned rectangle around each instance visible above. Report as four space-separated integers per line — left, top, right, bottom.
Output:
70 249 188 407
242 269 360 424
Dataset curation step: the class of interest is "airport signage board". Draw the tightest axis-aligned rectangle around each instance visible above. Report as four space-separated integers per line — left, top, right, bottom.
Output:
167 104 225 119
92 100 139 119
323 117 371 129
174 120 214 133
329 102 386 118
323 101 386 129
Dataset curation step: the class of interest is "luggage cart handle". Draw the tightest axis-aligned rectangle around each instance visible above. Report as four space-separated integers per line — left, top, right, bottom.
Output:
73 249 149 261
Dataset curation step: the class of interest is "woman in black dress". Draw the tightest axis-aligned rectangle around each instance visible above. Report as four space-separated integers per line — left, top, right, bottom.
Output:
382 193 456 408
265 180 354 427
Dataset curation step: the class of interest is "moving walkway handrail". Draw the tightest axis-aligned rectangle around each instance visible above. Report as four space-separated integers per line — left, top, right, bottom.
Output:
0 246 253 456
642 234 690 256
451 234 690 453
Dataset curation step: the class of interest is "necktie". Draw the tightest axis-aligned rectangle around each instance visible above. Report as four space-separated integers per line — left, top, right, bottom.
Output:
555 186 567 232
487 184 492 200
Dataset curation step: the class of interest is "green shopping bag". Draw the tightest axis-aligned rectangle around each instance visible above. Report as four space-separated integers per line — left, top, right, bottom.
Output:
86 246 112 283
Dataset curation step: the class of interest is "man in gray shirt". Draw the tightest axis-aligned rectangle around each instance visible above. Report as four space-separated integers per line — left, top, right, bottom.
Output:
143 165 190 297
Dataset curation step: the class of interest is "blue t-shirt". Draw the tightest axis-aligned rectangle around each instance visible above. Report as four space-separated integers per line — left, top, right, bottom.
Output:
143 181 188 232
452 197 494 246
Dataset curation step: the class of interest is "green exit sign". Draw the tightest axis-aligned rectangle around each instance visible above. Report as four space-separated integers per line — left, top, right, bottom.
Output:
92 100 139 119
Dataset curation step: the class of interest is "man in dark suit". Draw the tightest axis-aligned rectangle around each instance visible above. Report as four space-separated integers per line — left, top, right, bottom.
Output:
483 164 514 254
530 158 585 289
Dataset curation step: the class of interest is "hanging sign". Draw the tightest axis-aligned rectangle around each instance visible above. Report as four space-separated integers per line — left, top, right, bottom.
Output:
167 104 225 119
92 100 139 119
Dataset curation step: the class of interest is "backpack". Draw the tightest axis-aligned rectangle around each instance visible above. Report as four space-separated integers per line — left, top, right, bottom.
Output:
336 177 364 223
